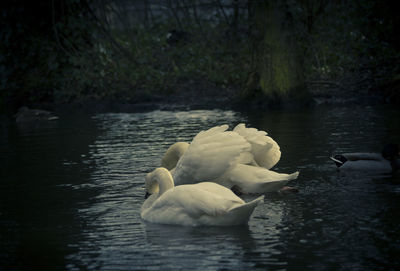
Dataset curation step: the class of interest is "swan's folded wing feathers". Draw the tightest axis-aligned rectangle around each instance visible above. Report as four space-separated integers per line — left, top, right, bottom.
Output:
173 126 251 185
234 124 269 145
194 124 229 141
192 182 245 203
154 184 244 218
227 164 299 193
252 137 281 169
234 123 281 169
229 164 298 183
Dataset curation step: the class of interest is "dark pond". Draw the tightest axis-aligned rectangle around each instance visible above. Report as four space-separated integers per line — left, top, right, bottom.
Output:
1 105 399 270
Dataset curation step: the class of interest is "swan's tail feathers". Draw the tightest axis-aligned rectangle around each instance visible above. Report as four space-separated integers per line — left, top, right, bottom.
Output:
227 196 264 225
227 164 299 193
288 171 300 180
257 171 299 193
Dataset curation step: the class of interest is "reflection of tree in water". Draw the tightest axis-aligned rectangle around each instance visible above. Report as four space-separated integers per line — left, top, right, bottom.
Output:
0 113 100 270
244 105 400 270
277 174 400 270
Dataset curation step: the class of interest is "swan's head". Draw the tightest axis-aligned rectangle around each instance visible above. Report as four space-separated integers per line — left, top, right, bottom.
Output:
161 142 189 170
382 143 399 161
145 167 175 196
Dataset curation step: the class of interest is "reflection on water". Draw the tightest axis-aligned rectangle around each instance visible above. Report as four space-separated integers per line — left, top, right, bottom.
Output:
142 224 258 270
1 106 399 270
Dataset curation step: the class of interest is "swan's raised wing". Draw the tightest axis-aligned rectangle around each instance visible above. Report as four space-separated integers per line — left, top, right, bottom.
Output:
172 125 252 185
233 123 281 169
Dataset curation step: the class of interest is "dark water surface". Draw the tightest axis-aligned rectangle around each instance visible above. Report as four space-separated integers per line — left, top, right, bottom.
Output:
1 105 399 270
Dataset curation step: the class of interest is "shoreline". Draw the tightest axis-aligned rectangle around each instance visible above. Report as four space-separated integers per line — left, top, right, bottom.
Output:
2 82 395 116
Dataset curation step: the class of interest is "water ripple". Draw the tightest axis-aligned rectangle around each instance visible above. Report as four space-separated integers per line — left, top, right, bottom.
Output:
1 106 400 270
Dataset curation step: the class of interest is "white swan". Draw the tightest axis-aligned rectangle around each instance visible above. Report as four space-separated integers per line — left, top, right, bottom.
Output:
141 168 264 226
159 124 299 194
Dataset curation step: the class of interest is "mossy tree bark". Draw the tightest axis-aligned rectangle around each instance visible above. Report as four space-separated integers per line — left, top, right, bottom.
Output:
245 0 310 104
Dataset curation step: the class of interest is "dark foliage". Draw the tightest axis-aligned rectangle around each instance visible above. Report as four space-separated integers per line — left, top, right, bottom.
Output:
0 0 93 110
1 0 399 113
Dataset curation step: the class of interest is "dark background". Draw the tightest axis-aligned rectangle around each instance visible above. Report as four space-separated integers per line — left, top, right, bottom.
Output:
1 0 399 112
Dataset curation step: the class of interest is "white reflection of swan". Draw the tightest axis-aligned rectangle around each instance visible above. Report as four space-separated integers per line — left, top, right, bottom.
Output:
143 222 256 248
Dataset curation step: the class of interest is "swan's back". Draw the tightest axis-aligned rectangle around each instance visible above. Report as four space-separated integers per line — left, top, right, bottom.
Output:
141 182 263 226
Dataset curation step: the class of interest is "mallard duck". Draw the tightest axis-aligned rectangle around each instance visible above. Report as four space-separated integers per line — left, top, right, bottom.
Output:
157 124 299 194
141 168 264 226
15 106 58 123
330 143 400 173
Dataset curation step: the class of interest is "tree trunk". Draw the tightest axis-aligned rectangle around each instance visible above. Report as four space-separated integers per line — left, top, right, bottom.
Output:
245 0 310 104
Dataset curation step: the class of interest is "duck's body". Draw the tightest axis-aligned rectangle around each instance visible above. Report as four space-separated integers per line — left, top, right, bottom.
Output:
141 168 264 226
15 106 58 123
161 124 299 194
330 144 400 174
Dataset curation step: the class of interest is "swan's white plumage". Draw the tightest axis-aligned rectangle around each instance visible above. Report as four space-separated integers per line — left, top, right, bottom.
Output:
141 168 264 226
222 164 299 193
233 124 281 169
157 124 298 194
172 125 252 186
161 142 189 170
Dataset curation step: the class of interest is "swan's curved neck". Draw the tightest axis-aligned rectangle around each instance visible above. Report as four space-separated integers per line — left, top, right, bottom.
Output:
161 142 189 170
157 169 174 195
147 168 175 196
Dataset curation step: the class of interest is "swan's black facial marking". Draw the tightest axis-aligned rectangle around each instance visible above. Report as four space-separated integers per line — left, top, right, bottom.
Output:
145 192 150 199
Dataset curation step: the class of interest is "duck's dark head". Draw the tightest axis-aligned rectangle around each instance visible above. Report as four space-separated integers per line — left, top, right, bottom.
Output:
382 143 400 173
330 154 347 168
382 143 399 161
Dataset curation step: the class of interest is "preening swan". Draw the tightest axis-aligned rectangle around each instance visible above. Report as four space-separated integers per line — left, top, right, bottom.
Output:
330 143 400 174
159 124 299 194
141 168 264 226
